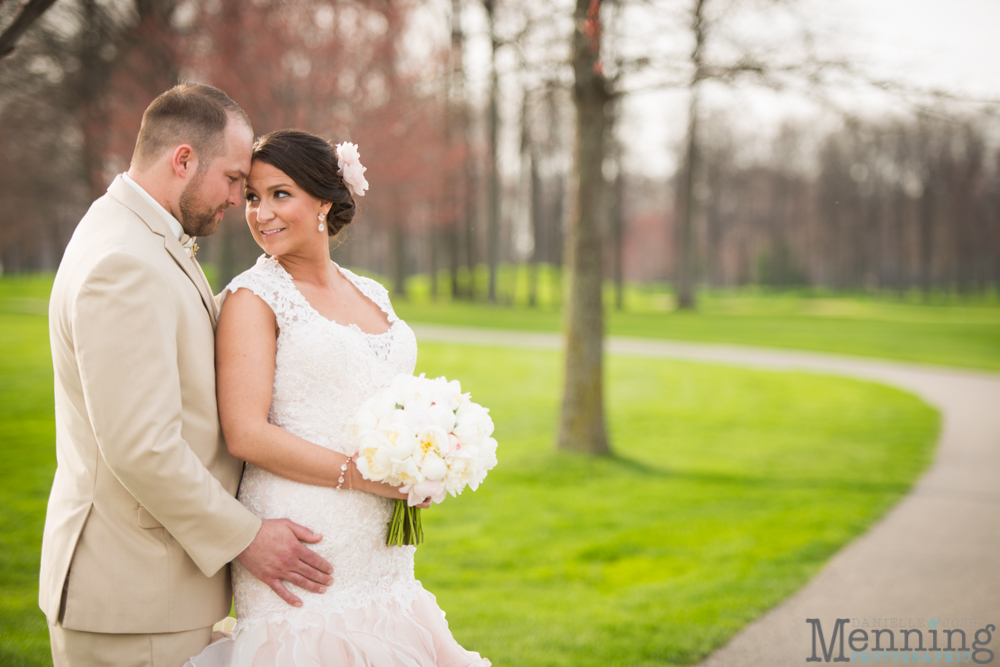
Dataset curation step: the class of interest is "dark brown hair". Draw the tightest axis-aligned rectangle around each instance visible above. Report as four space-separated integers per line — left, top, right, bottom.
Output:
251 130 357 236
132 84 252 170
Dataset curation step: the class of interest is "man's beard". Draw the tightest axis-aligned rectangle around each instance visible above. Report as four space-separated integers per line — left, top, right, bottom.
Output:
179 170 227 237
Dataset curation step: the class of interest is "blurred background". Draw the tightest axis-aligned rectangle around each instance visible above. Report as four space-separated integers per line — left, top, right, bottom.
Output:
1 0 998 301
1 1 998 666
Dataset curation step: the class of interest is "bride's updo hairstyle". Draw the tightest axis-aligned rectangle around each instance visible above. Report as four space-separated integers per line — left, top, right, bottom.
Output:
250 129 356 237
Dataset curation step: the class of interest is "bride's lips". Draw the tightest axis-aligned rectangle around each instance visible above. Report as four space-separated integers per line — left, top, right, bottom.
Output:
261 228 285 237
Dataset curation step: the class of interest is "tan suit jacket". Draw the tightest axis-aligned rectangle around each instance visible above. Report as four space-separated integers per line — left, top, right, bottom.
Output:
40 175 261 633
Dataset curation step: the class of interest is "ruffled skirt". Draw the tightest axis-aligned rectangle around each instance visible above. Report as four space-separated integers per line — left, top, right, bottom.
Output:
185 588 490 667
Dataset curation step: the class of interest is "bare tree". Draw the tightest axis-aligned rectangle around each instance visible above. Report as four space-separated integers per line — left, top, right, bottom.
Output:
446 0 469 299
0 0 180 270
482 0 501 302
558 0 610 456
660 0 867 308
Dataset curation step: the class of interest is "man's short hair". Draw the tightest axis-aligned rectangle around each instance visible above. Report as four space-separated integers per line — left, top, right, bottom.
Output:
132 84 252 170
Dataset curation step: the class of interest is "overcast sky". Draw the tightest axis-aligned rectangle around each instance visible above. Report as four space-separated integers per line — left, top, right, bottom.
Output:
835 0 1000 98
619 0 1000 178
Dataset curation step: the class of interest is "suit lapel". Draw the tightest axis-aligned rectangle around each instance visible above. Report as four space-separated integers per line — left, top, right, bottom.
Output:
163 237 219 329
106 176 219 329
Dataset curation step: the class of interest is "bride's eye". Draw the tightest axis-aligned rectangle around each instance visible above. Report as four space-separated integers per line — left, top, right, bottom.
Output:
245 192 259 203
274 190 290 199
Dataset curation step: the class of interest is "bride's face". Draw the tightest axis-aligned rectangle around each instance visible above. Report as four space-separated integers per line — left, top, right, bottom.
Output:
244 160 327 256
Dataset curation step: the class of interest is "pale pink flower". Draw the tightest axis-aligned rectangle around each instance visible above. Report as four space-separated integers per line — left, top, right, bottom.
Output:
335 141 369 197
405 480 447 506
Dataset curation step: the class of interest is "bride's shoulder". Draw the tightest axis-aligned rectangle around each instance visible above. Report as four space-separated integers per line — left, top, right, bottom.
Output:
216 255 285 310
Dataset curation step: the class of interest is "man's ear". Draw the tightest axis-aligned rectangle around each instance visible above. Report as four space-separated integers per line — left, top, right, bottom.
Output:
171 144 198 179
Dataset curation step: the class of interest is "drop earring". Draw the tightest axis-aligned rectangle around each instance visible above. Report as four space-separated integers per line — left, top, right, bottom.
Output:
318 211 325 233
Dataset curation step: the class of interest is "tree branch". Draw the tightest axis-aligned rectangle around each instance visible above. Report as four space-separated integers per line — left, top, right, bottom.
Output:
0 0 58 60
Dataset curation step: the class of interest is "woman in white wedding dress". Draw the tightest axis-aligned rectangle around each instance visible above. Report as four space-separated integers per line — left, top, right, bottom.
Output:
186 130 489 667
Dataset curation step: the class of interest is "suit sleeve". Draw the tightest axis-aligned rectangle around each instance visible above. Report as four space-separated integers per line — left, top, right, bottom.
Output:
73 251 261 577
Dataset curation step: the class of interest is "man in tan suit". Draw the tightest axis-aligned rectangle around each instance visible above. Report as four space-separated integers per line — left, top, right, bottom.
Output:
41 84 334 666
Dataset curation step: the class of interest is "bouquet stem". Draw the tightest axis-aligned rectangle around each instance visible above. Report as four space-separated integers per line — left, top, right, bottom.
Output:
386 499 424 546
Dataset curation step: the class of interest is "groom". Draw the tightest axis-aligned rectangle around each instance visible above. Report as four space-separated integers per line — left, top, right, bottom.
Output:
41 84 333 666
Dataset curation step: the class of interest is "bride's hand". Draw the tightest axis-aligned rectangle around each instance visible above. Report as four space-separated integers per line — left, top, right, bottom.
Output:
349 464 432 508
360 479 433 509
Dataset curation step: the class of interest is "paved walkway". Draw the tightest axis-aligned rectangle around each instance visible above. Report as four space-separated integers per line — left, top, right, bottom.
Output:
411 324 1000 666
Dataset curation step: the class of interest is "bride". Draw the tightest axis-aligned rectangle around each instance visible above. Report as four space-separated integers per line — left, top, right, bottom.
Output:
186 130 490 666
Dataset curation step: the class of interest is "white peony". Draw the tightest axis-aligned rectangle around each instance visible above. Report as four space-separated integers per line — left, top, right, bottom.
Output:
453 402 493 447
403 479 447 506
402 386 433 413
369 392 397 420
414 426 450 464
390 456 423 485
355 430 394 481
429 377 468 411
404 407 432 432
443 457 472 495
350 373 497 510
426 402 457 432
376 421 417 460
420 453 448 481
348 404 380 440
388 374 416 407
480 436 499 471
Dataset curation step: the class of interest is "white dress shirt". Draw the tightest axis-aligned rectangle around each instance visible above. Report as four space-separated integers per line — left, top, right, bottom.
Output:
121 172 193 252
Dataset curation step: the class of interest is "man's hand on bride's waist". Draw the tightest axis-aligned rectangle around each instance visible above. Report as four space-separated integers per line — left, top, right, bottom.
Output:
237 518 334 607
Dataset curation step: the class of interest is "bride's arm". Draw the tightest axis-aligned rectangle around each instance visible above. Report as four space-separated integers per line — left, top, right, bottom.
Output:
216 287 418 502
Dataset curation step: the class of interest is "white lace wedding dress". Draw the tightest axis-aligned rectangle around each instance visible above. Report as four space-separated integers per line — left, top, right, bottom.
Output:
186 255 489 667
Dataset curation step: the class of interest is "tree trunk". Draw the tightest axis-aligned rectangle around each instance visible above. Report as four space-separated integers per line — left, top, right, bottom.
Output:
557 0 610 456
528 148 542 308
919 182 934 301
449 229 460 300
392 194 407 297
448 0 464 300
612 158 625 312
484 0 500 303
430 227 439 300
464 152 477 299
675 0 706 310
675 90 699 309
607 98 624 311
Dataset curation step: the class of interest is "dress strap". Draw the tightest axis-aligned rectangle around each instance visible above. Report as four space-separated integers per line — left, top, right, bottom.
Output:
221 255 310 330
337 265 399 324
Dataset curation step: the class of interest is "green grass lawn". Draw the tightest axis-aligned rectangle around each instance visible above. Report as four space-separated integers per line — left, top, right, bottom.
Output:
0 273 940 666
0 290 56 665
7 269 1000 371
386 265 1000 373
413 346 938 666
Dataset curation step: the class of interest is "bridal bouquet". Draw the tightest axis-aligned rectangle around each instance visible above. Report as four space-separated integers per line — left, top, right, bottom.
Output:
348 374 498 546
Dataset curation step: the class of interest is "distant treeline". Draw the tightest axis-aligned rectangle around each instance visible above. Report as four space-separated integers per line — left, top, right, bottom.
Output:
1 1 998 298
653 114 1000 294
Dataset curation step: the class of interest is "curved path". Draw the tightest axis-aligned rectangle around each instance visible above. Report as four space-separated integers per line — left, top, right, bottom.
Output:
411 324 1000 666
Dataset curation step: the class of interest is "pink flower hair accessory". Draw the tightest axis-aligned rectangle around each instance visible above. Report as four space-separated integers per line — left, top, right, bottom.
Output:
335 141 369 198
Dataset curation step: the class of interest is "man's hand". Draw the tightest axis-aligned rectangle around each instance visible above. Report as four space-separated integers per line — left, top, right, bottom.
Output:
236 518 333 607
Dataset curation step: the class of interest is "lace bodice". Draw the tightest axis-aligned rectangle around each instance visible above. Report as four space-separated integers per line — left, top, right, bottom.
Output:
223 255 417 456
221 255 420 635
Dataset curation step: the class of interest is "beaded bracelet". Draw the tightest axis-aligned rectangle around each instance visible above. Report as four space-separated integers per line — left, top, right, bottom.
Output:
337 456 353 490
